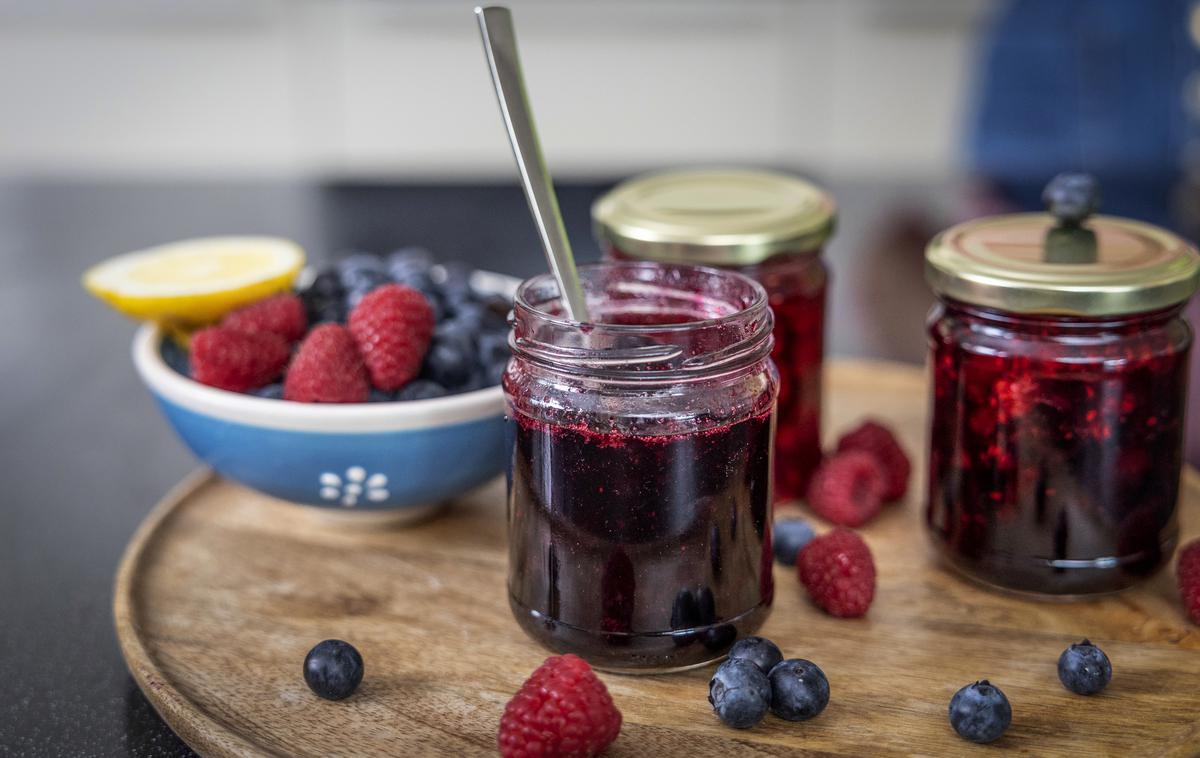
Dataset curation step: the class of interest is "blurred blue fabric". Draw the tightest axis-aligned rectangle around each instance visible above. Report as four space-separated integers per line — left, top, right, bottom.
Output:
970 0 1200 228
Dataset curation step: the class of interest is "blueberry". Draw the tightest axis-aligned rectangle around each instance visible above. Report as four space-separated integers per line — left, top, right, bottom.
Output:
423 336 477 390
449 301 487 332
301 275 347 323
437 316 481 351
1057 639 1111 695
386 246 434 272
345 280 388 311
388 248 436 292
306 296 346 324
396 380 448 401
1043 172 1100 225
160 337 191 377
727 636 783 675
478 330 509 364
249 383 283 400
708 659 771 729
306 268 344 299
337 252 386 275
669 589 701 647
478 332 510 386
338 254 390 293
772 518 815 566
702 624 737 652
303 639 364 701
421 288 446 322
768 659 830 721
695 586 717 625
368 388 395 403
948 680 1011 743
483 359 508 388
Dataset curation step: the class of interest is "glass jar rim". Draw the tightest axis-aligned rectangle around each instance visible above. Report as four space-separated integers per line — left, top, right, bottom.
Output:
514 261 769 329
511 262 773 381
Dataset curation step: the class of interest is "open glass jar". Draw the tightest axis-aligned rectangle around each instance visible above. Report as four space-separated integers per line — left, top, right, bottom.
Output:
925 177 1200 596
592 169 835 500
504 262 778 672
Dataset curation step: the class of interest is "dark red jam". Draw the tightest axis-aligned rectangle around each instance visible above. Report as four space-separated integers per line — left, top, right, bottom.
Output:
741 253 827 500
927 301 1191 595
611 246 827 500
506 410 774 671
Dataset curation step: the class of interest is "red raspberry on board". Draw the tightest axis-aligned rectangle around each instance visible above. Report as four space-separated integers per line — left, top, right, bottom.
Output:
221 293 307 343
348 284 434 391
807 450 886 527
798 528 876 618
191 326 289 392
283 324 369 403
498 654 622 758
836 419 912 501
1178 539 1200 625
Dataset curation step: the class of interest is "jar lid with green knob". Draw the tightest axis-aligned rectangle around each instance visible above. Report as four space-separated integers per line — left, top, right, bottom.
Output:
925 173 1200 316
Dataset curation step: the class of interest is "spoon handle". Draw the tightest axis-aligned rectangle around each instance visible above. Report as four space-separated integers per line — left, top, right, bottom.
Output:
475 5 590 322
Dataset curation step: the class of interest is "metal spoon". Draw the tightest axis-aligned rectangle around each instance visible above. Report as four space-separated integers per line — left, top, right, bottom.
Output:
475 5 590 322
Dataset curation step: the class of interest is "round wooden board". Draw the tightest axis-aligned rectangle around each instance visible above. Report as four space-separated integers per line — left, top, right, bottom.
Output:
115 359 1200 757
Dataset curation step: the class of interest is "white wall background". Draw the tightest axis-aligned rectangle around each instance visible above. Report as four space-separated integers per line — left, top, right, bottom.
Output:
0 0 998 180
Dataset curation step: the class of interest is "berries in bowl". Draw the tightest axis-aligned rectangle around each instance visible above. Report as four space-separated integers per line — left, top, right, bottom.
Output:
118 240 518 522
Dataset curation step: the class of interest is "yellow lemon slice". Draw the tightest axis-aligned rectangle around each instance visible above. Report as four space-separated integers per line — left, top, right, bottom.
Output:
83 236 305 325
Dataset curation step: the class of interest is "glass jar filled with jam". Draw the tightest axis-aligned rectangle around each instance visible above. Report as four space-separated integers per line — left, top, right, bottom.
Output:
505 262 778 672
925 175 1200 596
592 169 835 501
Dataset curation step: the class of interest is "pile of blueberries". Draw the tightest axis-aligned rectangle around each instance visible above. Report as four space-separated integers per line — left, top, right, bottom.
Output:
162 248 512 401
303 248 512 401
301 248 512 400
708 637 829 730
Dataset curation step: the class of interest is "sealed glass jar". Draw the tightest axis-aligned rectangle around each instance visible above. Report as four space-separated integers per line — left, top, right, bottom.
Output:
505 262 778 672
925 177 1200 596
592 169 835 500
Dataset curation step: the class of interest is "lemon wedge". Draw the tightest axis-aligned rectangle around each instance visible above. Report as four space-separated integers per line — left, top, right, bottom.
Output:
83 236 305 325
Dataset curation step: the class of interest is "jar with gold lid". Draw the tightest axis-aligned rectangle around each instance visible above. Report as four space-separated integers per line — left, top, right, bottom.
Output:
593 169 836 500
925 174 1200 596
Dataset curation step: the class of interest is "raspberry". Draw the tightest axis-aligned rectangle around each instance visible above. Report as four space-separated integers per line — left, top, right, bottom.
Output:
284 324 369 403
191 326 289 392
498 654 622 758
348 284 435 391
221 293 307 342
806 451 886 527
1178 539 1200 625
836 420 911 501
798 528 876 617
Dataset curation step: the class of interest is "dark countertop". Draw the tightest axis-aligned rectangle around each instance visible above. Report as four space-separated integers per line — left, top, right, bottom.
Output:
0 176 980 755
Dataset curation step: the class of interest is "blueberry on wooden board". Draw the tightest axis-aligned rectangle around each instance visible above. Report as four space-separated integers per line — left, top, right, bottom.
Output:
303 639 364 701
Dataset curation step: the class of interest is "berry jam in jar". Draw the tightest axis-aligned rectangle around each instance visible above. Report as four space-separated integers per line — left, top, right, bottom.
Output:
593 169 834 500
505 262 778 672
925 175 1200 596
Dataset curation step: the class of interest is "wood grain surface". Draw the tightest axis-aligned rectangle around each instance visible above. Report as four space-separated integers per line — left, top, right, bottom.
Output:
114 359 1200 757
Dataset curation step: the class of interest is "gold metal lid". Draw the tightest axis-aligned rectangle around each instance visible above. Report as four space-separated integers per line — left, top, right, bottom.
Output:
925 213 1200 316
591 168 836 266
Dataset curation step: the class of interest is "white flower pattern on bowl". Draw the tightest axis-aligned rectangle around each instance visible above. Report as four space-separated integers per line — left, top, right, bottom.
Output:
318 466 389 507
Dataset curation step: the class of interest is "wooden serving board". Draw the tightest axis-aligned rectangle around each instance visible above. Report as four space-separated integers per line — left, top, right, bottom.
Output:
114 360 1200 757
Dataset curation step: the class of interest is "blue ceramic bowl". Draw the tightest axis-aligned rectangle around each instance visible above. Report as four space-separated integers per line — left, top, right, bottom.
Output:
132 273 516 522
